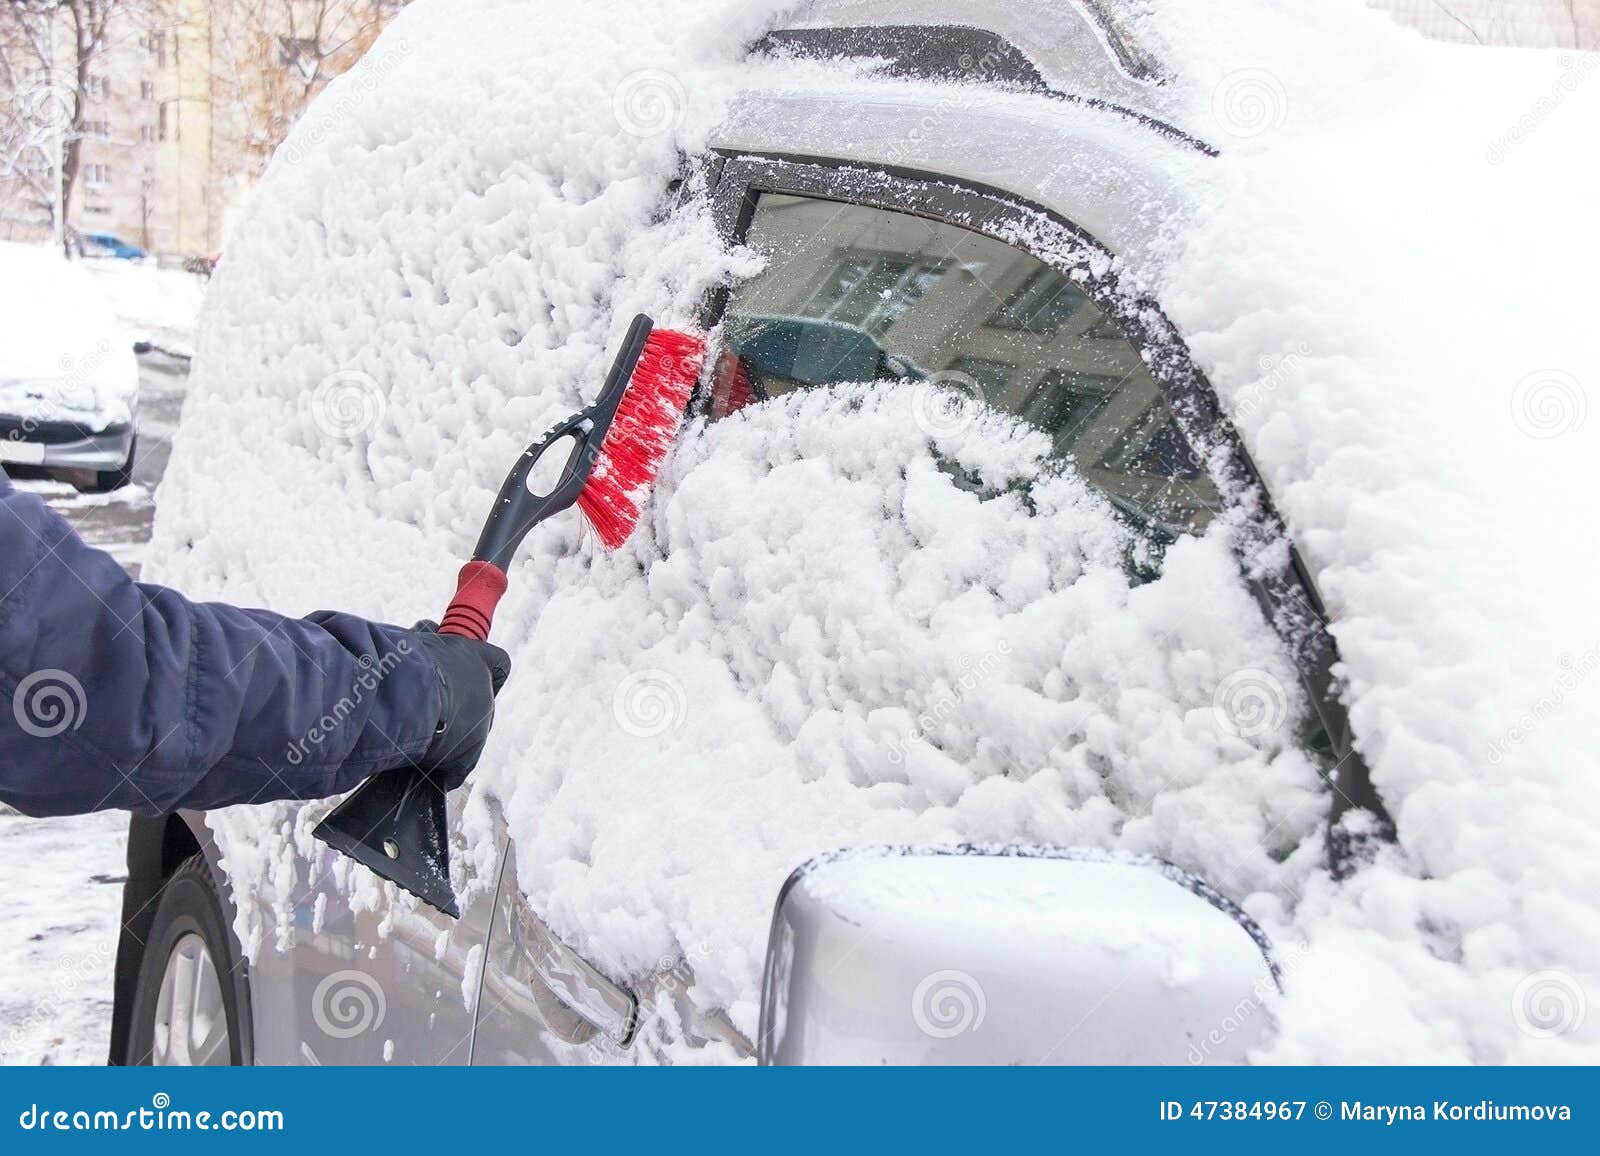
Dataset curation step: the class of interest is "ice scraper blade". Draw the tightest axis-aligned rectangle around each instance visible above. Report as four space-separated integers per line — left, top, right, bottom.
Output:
312 767 461 917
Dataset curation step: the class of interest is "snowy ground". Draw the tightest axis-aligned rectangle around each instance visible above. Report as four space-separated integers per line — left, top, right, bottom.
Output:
0 808 128 1065
1 264 198 1066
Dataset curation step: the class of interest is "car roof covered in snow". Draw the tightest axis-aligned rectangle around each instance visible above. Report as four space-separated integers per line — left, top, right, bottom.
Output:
717 0 1212 263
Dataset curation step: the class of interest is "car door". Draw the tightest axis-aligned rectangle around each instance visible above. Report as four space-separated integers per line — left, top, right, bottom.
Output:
457 145 1381 1062
470 834 755 1064
239 790 502 1064
698 151 1382 863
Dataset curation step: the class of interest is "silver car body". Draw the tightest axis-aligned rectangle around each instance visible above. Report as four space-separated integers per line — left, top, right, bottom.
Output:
0 423 136 473
115 0 1318 1065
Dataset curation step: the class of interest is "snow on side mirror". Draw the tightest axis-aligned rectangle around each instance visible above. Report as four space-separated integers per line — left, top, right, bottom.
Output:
757 847 1278 1065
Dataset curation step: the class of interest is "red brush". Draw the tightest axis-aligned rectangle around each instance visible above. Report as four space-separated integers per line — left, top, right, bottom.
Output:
576 327 705 549
437 314 705 642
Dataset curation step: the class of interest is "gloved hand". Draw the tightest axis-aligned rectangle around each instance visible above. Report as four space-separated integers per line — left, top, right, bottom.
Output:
409 621 512 792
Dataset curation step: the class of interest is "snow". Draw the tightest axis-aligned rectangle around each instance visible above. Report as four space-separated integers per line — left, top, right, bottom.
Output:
488 387 1319 1032
1136 1 1600 1062
145 0 1600 1064
79 259 208 357
0 808 127 1065
0 242 139 430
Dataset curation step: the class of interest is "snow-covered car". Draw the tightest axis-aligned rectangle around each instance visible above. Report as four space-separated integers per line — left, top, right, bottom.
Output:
108 0 1599 1066
0 242 141 492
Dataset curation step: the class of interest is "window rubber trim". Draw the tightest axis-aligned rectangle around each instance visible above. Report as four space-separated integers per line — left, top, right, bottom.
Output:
698 150 1393 872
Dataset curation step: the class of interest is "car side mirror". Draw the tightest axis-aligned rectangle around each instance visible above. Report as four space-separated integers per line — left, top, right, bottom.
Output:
132 340 153 355
758 846 1278 1065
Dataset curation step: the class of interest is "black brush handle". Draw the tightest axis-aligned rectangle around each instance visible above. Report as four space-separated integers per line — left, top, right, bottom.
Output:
471 314 654 571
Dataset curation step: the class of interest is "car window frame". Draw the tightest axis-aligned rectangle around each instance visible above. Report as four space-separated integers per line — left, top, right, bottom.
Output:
694 150 1392 870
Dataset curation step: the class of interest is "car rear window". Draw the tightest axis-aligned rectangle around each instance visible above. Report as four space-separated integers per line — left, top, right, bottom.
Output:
715 193 1218 538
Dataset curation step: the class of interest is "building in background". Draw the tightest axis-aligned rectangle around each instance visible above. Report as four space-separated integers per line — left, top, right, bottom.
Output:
1370 0 1598 48
1 1 404 259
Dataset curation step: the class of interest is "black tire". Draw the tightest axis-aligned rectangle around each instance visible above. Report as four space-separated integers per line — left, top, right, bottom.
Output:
126 854 251 1065
78 434 137 494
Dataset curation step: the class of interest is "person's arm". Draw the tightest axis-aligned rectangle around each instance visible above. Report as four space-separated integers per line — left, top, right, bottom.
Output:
0 468 458 817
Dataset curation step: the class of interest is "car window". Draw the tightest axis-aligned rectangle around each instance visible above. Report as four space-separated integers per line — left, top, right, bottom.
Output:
715 193 1219 540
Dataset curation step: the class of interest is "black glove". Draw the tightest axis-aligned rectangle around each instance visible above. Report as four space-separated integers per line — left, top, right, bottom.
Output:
409 621 511 792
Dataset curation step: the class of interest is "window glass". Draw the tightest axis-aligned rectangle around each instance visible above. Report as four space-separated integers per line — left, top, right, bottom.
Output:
717 193 1218 538
987 267 1087 335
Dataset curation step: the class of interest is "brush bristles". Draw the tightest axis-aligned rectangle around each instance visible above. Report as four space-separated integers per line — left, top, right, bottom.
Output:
577 327 706 549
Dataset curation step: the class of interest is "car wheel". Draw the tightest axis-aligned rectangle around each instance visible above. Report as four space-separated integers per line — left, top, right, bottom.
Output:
78 434 137 494
126 854 249 1065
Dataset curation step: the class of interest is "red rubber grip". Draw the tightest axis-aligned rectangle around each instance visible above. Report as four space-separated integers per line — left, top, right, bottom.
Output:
438 560 508 642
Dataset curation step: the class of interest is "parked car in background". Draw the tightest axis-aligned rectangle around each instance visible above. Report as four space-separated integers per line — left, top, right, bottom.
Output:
82 232 149 261
0 243 141 492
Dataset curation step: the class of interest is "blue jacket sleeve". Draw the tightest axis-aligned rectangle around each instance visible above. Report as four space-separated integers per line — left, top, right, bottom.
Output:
0 468 442 817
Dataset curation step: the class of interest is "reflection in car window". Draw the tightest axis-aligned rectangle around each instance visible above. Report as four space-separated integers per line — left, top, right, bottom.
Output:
716 193 1219 538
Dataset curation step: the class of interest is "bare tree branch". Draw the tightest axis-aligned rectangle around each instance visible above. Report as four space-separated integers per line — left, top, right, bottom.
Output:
1428 1 1486 46
0 0 152 247
202 0 398 181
